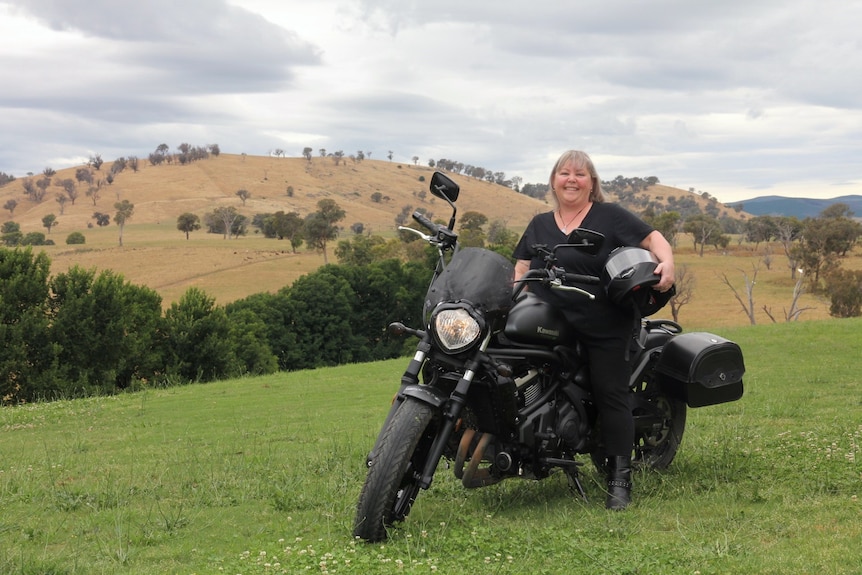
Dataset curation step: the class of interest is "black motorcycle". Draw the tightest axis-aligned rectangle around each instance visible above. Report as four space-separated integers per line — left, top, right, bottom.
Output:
353 172 745 542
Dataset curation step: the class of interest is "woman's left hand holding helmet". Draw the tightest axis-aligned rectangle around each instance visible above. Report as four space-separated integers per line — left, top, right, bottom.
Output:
640 230 675 292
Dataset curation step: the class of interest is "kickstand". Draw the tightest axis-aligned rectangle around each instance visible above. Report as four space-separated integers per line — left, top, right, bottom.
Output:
566 471 589 502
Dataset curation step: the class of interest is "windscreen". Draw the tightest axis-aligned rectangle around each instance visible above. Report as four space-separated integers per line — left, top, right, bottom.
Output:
425 247 514 320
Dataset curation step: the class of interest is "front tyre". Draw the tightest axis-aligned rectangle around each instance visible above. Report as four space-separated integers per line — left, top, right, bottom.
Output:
353 398 438 542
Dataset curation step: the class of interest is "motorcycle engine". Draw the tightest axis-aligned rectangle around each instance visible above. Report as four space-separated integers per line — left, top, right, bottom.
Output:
555 399 586 452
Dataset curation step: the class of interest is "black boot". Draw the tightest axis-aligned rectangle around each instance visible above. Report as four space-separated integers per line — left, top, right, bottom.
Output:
605 455 632 510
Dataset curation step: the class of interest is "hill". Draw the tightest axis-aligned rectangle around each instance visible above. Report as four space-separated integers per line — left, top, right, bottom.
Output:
1 153 758 314
727 194 862 219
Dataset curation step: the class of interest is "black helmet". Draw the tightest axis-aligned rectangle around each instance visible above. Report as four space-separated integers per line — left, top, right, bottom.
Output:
602 247 674 316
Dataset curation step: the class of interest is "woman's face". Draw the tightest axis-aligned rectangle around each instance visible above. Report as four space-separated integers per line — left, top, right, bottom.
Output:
553 162 592 205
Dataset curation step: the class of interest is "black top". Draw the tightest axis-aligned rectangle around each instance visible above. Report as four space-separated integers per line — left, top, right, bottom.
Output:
512 202 654 337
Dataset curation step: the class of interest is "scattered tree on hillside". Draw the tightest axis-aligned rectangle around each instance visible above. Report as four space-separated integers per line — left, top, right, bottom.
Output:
55 178 78 205
41 214 58 235
304 199 345 264
86 181 103 206
88 154 104 170
236 189 251 206
684 214 727 256
34 177 50 202
0 171 16 187
92 212 111 227
55 194 68 215
4 199 17 216
1 221 22 246
208 206 243 239
302 147 313 161
177 212 201 240
114 200 134 246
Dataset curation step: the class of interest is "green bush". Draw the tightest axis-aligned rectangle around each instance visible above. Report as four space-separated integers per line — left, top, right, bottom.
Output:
65 231 86 244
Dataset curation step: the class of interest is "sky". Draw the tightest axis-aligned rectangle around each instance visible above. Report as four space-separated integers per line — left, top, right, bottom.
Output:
1 0 861 204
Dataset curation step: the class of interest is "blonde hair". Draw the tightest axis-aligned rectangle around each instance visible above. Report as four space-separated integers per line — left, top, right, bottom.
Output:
548 150 605 207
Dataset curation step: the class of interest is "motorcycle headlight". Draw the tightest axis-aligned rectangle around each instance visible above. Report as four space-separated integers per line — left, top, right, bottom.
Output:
430 306 483 353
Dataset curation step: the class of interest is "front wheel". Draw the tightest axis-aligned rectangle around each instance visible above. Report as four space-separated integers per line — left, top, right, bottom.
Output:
353 398 439 542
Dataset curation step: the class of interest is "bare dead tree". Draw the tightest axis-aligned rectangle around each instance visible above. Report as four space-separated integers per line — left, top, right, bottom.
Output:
719 262 760 325
762 271 814 322
668 263 694 322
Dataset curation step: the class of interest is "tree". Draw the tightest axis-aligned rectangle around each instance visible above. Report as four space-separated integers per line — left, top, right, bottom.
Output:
824 269 862 318
163 287 241 382
792 209 862 290
0 247 53 403
114 200 134 246
335 234 387 267
667 263 694 322
177 212 201 239
302 147 313 161
1 222 22 246
235 189 251 205
458 210 489 248
683 214 724 256
55 176 78 203
304 199 346 263
92 212 111 227
4 198 17 216
42 214 58 234
647 211 681 247
48 266 164 390
719 263 760 325
210 206 242 239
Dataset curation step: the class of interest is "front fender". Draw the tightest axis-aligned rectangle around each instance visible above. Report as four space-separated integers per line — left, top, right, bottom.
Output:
399 384 449 409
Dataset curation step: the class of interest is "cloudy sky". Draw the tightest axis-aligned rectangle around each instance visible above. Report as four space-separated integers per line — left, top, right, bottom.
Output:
2 0 861 203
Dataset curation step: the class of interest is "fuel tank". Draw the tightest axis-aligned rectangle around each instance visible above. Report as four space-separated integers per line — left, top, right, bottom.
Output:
503 292 570 345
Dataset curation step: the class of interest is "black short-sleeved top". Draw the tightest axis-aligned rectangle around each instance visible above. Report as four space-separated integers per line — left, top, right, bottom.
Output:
512 202 654 336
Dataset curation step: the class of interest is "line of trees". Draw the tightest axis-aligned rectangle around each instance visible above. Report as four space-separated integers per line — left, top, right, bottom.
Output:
0 246 433 404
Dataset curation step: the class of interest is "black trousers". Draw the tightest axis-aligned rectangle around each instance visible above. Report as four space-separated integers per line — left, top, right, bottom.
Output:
581 334 634 457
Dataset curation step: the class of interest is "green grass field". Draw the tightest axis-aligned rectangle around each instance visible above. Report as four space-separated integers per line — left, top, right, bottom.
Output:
1 319 860 574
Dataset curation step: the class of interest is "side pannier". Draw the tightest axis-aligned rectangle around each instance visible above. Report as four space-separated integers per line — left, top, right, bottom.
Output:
654 332 745 407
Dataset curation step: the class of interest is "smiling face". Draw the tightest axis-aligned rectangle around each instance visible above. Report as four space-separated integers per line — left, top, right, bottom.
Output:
553 161 593 206
548 150 604 208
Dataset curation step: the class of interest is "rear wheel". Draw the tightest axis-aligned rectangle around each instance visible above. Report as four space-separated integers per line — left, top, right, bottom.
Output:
631 376 686 470
591 373 687 473
353 398 438 542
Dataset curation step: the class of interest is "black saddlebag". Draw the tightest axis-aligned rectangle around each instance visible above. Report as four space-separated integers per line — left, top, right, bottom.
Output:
654 332 745 407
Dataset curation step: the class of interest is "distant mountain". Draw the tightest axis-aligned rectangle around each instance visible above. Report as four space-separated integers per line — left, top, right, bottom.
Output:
727 195 862 219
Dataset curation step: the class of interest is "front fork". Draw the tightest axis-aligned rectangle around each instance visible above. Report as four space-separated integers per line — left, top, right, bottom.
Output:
368 332 492 491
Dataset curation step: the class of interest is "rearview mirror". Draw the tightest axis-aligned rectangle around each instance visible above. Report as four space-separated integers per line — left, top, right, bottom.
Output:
563 228 604 256
429 172 460 203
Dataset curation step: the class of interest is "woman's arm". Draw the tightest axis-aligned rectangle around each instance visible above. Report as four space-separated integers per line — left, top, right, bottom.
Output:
514 259 531 282
640 230 675 292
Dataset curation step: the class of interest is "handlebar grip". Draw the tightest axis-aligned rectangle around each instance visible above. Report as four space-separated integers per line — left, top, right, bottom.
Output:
412 211 438 234
564 272 601 285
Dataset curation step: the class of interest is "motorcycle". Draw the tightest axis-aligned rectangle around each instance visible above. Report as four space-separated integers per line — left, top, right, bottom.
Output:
353 172 745 542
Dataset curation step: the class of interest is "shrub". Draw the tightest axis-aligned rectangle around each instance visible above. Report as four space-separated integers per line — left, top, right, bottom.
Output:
66 232 86 245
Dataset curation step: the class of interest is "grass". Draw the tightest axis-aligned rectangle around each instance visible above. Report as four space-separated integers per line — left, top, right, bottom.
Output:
1 319 861 574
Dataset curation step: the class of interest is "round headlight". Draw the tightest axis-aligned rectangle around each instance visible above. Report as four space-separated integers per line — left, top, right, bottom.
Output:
431 307 482 353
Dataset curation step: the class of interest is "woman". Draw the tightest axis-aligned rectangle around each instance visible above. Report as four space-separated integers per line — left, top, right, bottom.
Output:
513 150 675 510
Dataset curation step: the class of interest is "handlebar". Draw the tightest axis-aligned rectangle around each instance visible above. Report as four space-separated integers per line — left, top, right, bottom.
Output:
513 267 600 300
412 211 439 235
